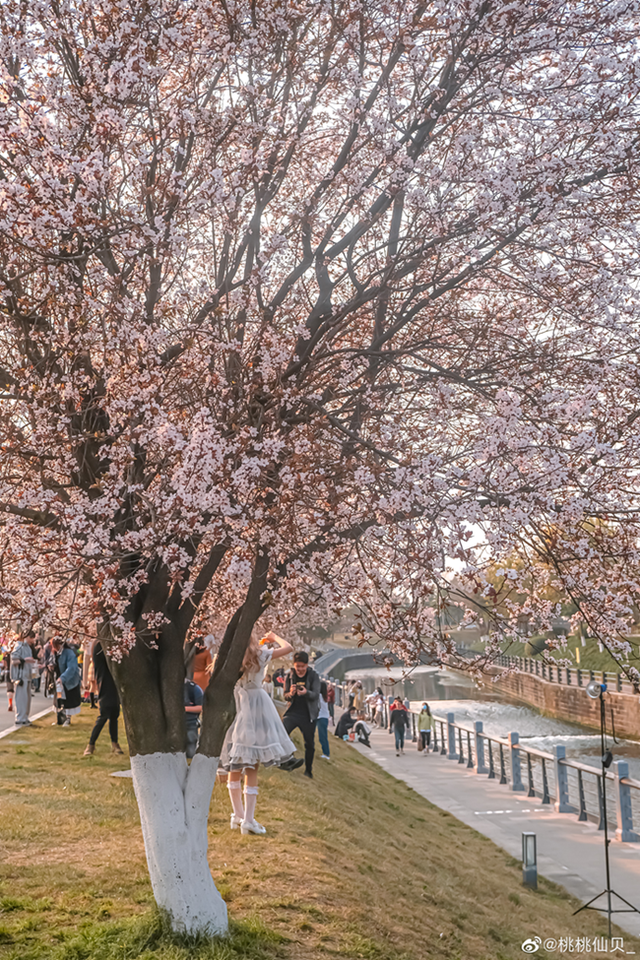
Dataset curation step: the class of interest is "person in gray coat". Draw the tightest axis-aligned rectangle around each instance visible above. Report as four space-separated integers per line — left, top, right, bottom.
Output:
11 632 37 726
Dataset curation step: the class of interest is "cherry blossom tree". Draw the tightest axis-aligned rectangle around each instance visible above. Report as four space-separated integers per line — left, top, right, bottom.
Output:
1 0 639 936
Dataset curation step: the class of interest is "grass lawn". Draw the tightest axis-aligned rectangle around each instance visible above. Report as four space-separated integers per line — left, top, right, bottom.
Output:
0 711 625 960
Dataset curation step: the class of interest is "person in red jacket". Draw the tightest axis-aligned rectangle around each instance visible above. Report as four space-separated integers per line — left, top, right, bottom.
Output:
325 682 335 724
389 696 409 755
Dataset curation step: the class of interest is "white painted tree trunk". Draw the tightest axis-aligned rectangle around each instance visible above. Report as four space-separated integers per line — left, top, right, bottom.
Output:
130 752 228 936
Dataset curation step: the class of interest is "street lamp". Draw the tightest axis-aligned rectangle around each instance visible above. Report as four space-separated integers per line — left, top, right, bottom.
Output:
574 681 639 937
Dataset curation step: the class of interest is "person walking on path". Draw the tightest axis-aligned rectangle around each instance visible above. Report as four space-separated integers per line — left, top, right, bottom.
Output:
373 688 386 728
389 696 409 755
3 647 14 713
316 681 331 759
51 636 81 725
11 633 36 726
325 682 335 724
219 630 300 836
41 639 56 698
282 651 321 779
352 681 364 712
417 703 432 753
83 642 124 755
272 666 285 700
30 638 42 693
84 653 99 708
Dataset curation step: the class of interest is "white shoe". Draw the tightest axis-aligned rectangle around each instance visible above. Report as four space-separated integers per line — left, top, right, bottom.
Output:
241 818 266 835
321 754 331 760
230 814 243 830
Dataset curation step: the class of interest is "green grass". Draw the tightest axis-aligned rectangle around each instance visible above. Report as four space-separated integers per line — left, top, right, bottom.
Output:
0 913 285 960
0 712 632 960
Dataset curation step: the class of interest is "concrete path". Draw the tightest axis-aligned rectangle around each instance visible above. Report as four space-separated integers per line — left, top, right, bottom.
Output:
0 690 53 736
355 726 640 942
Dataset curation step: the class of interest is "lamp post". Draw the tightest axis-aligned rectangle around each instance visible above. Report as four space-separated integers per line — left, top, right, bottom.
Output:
573 681 639 938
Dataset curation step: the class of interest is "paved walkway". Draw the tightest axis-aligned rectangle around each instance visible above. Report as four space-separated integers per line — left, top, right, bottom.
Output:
354 726 640 941
0 690 52 736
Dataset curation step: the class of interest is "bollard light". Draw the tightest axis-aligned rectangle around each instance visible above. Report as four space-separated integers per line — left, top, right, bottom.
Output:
522 832 537 889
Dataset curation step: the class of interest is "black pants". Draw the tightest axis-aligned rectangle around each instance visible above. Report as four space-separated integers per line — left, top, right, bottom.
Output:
282 713 316 774
89 697 120 745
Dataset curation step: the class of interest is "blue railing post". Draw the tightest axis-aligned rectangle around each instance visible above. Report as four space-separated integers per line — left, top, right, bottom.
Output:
474 720 489 774
614 761 640 842
447 713 459 760
509 732 525 792
541 758 550 803
554 745 573 813
577 770 588 821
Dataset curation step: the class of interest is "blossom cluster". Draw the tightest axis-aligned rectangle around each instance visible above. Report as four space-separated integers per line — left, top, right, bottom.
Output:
0 0 638 672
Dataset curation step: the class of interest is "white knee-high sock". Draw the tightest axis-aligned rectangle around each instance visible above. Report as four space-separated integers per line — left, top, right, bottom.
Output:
243 785 258 823
227 781 244 819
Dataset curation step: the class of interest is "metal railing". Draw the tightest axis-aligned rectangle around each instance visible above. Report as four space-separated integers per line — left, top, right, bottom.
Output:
319 673 640 842
428 710 640 843
494 655 637 695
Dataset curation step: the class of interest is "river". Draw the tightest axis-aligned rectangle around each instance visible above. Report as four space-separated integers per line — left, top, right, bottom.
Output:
344 664 640 779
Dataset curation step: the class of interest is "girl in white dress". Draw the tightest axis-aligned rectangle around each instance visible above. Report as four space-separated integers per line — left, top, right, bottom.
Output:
219 630 297 835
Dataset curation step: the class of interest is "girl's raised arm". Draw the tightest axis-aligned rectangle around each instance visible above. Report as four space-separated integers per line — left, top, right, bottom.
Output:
260 631 293 660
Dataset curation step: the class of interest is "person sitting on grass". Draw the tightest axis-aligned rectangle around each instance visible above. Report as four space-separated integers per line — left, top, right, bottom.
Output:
334 705 357 739
353 712 372 748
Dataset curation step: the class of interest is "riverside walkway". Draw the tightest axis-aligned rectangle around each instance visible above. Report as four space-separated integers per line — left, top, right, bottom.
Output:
355 726 640 941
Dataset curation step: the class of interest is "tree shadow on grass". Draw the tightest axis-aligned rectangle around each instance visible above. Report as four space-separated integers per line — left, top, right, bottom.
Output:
2 910 289 960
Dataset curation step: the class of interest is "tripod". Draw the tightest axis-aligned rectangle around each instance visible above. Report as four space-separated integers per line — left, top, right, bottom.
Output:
573 687 640 938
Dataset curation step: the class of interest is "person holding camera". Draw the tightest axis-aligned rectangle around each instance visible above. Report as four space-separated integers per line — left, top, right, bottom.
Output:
282 651 321 779
10 633 37 726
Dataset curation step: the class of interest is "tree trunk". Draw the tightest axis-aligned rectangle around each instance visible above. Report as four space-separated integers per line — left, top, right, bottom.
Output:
105 618 230 937
103 561 266 937
129 752 228 936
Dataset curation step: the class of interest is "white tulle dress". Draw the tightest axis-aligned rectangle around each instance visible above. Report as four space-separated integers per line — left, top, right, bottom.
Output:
220 647 296 770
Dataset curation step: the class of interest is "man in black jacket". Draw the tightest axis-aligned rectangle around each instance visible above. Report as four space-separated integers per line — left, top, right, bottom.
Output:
83 642 123 756
282 651 320 779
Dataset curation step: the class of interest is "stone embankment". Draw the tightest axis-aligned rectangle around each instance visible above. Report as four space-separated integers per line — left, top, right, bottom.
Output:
490 664 640 741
